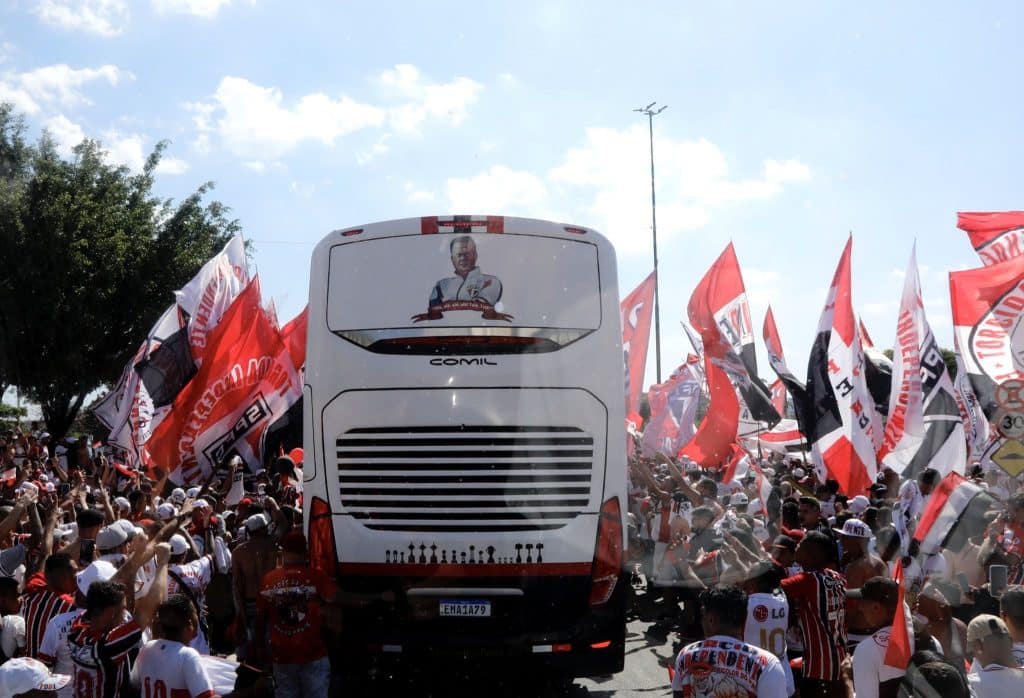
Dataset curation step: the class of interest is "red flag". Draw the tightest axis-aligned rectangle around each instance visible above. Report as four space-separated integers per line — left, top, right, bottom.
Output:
689 245 779 425
620 272 656 419
679 359 740 467
804 236 879 495
639 361 701 459
957 211 1024 266
769 379 786 416
148 278 301 483
280 306 308 370
884 563 912 669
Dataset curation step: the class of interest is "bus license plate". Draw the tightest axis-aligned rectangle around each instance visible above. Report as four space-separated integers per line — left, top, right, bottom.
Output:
439 600 491 617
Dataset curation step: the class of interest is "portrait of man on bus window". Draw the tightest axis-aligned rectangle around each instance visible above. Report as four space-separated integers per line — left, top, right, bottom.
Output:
428 236 503 308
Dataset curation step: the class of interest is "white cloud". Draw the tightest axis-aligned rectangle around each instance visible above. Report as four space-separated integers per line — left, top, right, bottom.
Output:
32 0 129 37
200 76 385 158
42 114 86 156
377 64 483 135
743 268 782 306
446 166 548 215
0 42 15 64
0 63 131 114
151 0 234 18
547 126 811 251
244 160 266 172
188 66 483 160
101 130 145 170
404 181 435 203
155 156 188 175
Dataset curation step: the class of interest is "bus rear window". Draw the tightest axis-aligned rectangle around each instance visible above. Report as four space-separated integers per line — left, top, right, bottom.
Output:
326 233 602 354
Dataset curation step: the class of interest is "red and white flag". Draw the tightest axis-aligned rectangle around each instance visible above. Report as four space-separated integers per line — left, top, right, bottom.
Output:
914 471 996 554
949 253 1024 418
721 443 751 482
756 418 807 455
620 272 656 424
879 246 966 478
952 334 991 463
639 361 701 459
957 211 1024 266
883 563 913 669
148 278 302 483
769 379 787 417
689 244 780 427
804 236 880 495
175 235 249 366
750 460 773 517
280 306 309 370
679 357 739 467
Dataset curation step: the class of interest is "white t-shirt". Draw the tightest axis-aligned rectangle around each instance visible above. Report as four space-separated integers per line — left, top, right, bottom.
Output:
0 614 25 660
38 609 82 698
168 556 214 655
130 639 216 698
672 634 788 697
968 663 1024 695
744 591 795 696
852 621 915 698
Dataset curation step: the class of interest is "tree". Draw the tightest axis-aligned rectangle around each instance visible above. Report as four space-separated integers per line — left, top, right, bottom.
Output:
881 347 958 379
0 104 240 439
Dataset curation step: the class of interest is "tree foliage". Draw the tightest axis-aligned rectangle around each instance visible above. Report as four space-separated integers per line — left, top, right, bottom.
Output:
881 347 958 379
0 103 240 439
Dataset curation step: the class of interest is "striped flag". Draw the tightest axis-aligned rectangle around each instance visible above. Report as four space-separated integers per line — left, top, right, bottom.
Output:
914 471 997 554
884 563 913 669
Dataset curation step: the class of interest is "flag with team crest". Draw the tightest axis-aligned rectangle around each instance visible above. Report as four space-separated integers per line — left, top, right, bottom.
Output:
957 211 1024 266
620 272 657 427
805 236 880 495
639 359 701 459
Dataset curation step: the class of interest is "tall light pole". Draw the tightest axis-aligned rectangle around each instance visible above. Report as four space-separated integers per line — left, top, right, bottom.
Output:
634 102 667 384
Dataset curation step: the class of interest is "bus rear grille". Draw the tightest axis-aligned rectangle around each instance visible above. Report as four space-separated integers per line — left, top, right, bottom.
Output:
336 426 594 533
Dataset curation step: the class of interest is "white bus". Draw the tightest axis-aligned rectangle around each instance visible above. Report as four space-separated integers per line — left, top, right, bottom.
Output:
302 215 626 678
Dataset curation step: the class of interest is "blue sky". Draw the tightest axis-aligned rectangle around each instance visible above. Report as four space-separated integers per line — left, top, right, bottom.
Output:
3 0 1023 400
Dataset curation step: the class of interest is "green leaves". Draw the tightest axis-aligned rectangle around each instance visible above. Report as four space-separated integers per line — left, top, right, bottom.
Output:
0 103 239 438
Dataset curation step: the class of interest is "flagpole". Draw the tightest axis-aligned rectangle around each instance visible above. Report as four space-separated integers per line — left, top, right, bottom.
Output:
634 102 667 384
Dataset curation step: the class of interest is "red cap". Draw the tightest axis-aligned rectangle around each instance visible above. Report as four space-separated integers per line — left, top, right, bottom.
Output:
239 497 253 507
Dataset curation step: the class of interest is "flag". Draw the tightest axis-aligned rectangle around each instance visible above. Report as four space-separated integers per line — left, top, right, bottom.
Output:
639 361 701 459
757 419 808 455
805 236 880 495
679 358 740 467
225 469 245 506
175 235 249 366
148 278 303 483
280 306 309 370
688 243 780 427
957 211 1024 266
750 460 773 517
949 253 1024 418
952 335 991 463
722 443 751 482
859 318 894 417
621 272 657 422
914 471 997 554
879 246 967 478
884 563 913 669
769 379 787 417
763 306 808 421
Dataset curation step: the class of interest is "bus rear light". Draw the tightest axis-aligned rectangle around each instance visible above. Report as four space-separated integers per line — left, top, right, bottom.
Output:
590 640 611 649
340 228 363 237
308 496 337 576
564 226 587 234
552 643 572 653
589 496 622 607
369 335 559 355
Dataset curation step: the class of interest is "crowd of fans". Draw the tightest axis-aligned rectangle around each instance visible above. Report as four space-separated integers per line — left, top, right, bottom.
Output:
0 426 334 698
627 445 1024 697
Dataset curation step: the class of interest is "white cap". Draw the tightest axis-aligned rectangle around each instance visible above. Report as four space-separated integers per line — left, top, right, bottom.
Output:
245 513 269 531
0 657 70 695
113 496 130 510
834 518 872 539
731 492 749 506
193 498 211 510
169 534 190 556
110 518 142 541
170 488 186 504
186 487 201 498
849 495 871 515
157 503 177 521
76 560 118 595
792 467 807 479
95 526 128 551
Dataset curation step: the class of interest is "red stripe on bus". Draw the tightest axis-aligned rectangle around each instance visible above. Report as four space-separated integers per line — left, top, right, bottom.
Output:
339 562 591 577
421 217 439 234
486 216 504 233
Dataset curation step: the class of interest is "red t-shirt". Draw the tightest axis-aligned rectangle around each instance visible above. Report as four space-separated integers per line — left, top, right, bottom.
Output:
257 565 338 665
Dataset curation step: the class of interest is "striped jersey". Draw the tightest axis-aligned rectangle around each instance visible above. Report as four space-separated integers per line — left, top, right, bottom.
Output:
781 569 847 681
67 616 142 698
21 586 74 659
